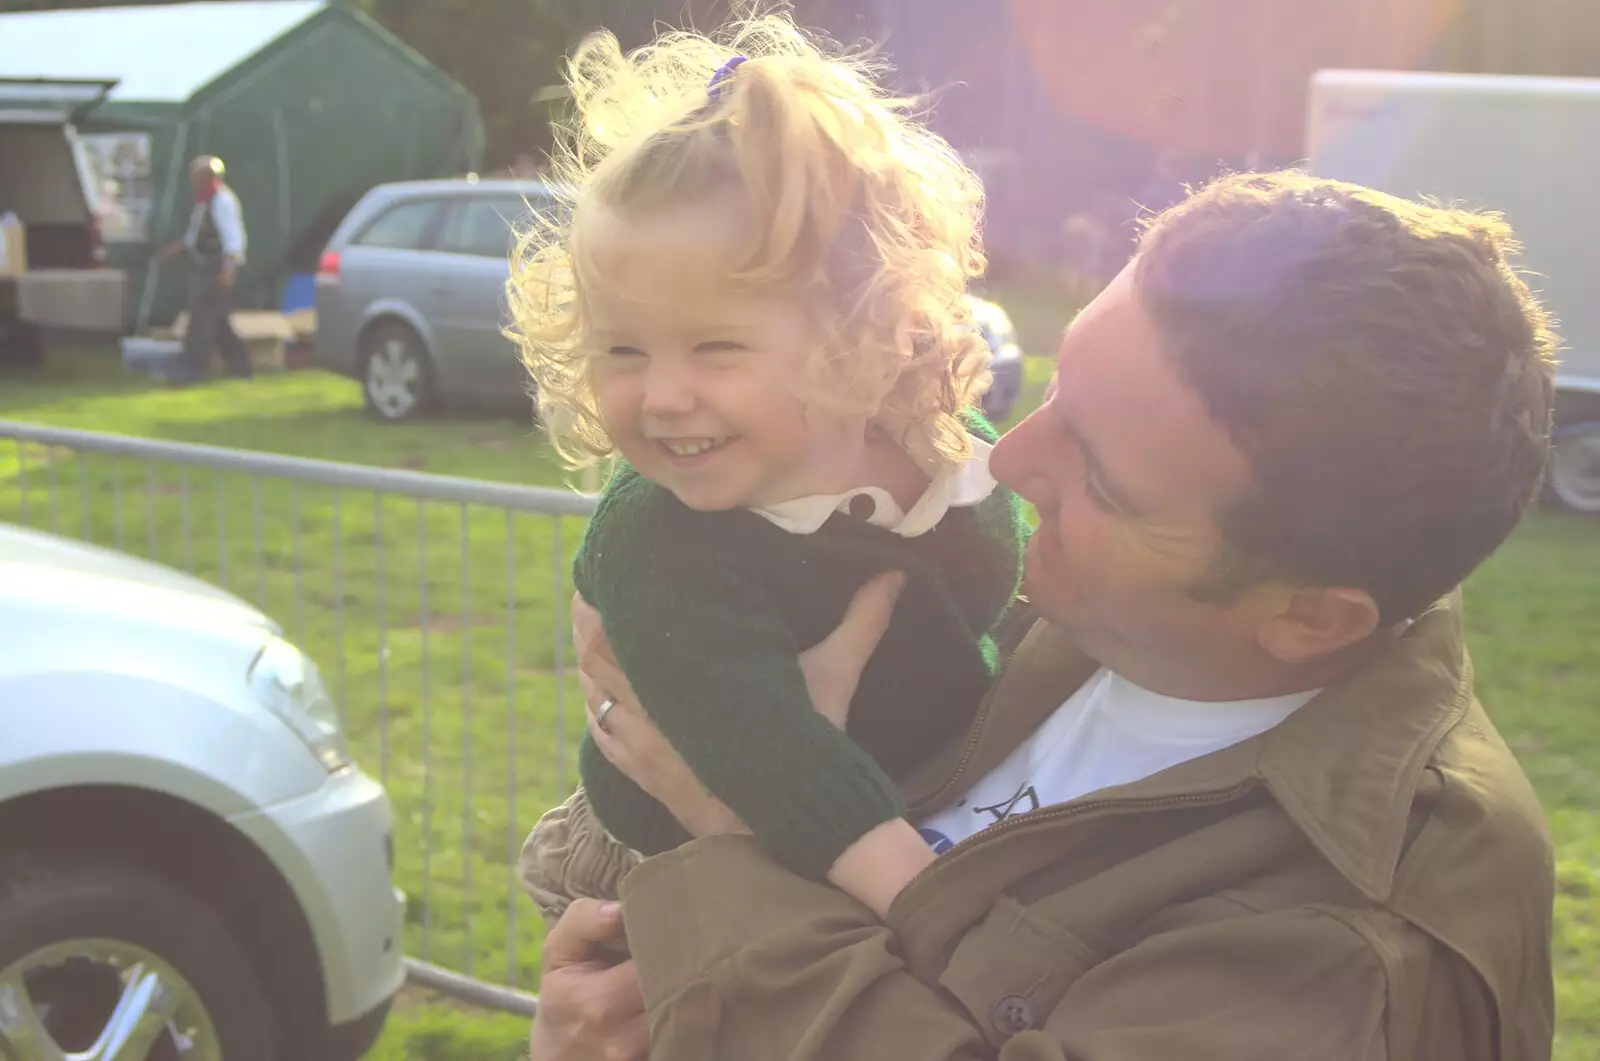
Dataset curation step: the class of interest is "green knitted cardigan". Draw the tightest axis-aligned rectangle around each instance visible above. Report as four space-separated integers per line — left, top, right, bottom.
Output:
575 413 1027 879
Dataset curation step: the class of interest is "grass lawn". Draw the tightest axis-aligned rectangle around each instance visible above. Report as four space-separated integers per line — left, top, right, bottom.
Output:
2 317 1597 1058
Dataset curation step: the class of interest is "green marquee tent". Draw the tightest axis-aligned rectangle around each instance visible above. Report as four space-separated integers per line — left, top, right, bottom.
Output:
0 0 484 327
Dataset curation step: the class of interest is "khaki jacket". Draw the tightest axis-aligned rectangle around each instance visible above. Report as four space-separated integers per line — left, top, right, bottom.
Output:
614 594 1555 1060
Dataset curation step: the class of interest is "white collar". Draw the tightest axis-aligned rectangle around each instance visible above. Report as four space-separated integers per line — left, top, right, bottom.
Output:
752 436 998 538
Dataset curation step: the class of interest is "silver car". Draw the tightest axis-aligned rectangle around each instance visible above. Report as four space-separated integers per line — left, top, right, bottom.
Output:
314 178 559 421
0 523 403 1059
314 178 1026 423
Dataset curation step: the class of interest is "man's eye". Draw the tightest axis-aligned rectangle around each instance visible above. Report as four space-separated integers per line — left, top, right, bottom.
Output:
697 341 748 354
607 346 645 358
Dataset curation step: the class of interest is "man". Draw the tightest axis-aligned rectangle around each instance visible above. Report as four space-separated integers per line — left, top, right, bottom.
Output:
154 155 251 382
532 171 1558 1060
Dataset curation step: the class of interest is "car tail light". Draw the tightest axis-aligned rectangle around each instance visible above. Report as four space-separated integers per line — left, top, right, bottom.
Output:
317 249 341 279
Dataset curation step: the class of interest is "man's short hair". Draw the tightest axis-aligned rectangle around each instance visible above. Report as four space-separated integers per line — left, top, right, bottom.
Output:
1134 170 1558 623
190 155 225 179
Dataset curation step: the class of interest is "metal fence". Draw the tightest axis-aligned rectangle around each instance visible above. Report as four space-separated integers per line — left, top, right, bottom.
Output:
0 419 599 1014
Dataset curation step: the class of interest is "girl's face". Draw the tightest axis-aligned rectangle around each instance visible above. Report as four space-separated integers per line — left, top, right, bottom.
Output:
580 196 870 511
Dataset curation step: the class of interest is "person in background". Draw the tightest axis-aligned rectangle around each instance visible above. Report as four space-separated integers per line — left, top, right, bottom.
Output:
155 155 250 382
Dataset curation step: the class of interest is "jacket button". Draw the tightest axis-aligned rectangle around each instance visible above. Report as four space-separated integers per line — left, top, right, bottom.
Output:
991 994 1036 1036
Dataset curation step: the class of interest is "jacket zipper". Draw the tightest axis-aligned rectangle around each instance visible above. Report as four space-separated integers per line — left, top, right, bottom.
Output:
905 599 1061 818
906 638 1021 819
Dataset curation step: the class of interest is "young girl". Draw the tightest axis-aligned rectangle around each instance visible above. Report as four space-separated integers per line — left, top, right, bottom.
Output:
511 10 1027 927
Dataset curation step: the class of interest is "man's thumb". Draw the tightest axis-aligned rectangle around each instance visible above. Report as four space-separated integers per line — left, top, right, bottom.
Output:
823 570 905 670
542 899 624 969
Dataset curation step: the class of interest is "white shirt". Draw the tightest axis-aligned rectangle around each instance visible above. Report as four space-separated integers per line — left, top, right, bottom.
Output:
185 186 247 263
752 436 998 538
916 668 1319 853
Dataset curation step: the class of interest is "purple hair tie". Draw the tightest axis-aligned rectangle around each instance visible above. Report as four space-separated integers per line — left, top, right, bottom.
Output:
706 55 748 99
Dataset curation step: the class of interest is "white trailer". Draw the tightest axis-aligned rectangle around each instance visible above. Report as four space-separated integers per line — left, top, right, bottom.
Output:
0 78 129 369
1308 68 1600 514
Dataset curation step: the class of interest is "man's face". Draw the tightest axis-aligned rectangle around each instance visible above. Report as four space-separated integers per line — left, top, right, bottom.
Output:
991 263 1282 697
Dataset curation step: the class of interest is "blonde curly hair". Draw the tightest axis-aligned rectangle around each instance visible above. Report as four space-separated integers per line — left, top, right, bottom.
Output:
506 6 990 470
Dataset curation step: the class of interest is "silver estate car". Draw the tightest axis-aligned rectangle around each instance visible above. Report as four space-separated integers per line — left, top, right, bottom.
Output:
0 523 402 1060
314 178 558 421
314 178 1026 424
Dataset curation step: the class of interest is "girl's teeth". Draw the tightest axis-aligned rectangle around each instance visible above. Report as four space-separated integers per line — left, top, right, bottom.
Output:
665 438 724 456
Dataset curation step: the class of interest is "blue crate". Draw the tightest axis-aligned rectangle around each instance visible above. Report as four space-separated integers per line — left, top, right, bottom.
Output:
281 272 315 314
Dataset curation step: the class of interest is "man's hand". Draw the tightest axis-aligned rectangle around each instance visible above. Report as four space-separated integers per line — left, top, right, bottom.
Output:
218 260 238 289
570 573 903 840
799 572 932 917
570 571 901 734
578 636 752 838
571 592 605 708
573 593 747 836
800 571 905 728
528 899 648 1061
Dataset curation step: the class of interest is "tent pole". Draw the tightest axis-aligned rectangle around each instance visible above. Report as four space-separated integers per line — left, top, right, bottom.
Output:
137 119 190 335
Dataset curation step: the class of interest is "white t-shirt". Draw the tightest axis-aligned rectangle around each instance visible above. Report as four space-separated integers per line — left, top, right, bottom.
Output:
916 668 1318 853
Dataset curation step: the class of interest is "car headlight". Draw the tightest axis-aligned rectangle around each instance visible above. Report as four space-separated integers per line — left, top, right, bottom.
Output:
979 322 1023 365
249 635 350 771
991 333 1023 364
971 300 1023 365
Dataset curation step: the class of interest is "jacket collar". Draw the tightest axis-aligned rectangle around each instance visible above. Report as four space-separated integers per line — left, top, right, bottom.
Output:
1256 592 1471 900
911 593 1472 902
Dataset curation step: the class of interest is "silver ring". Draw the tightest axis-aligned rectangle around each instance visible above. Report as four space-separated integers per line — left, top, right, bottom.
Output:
594 697 618 734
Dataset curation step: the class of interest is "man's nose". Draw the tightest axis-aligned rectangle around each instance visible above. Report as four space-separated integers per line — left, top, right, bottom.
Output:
991 414 1037 492
993 413 1061 513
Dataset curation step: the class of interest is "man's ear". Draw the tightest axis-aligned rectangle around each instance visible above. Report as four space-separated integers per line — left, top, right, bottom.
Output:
1256 585 1381 664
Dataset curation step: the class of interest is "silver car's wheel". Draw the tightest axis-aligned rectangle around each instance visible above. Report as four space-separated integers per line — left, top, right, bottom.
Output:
1549 424 1600 515
361 324 435 421
0 940 220 1060
0 856 273 1061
